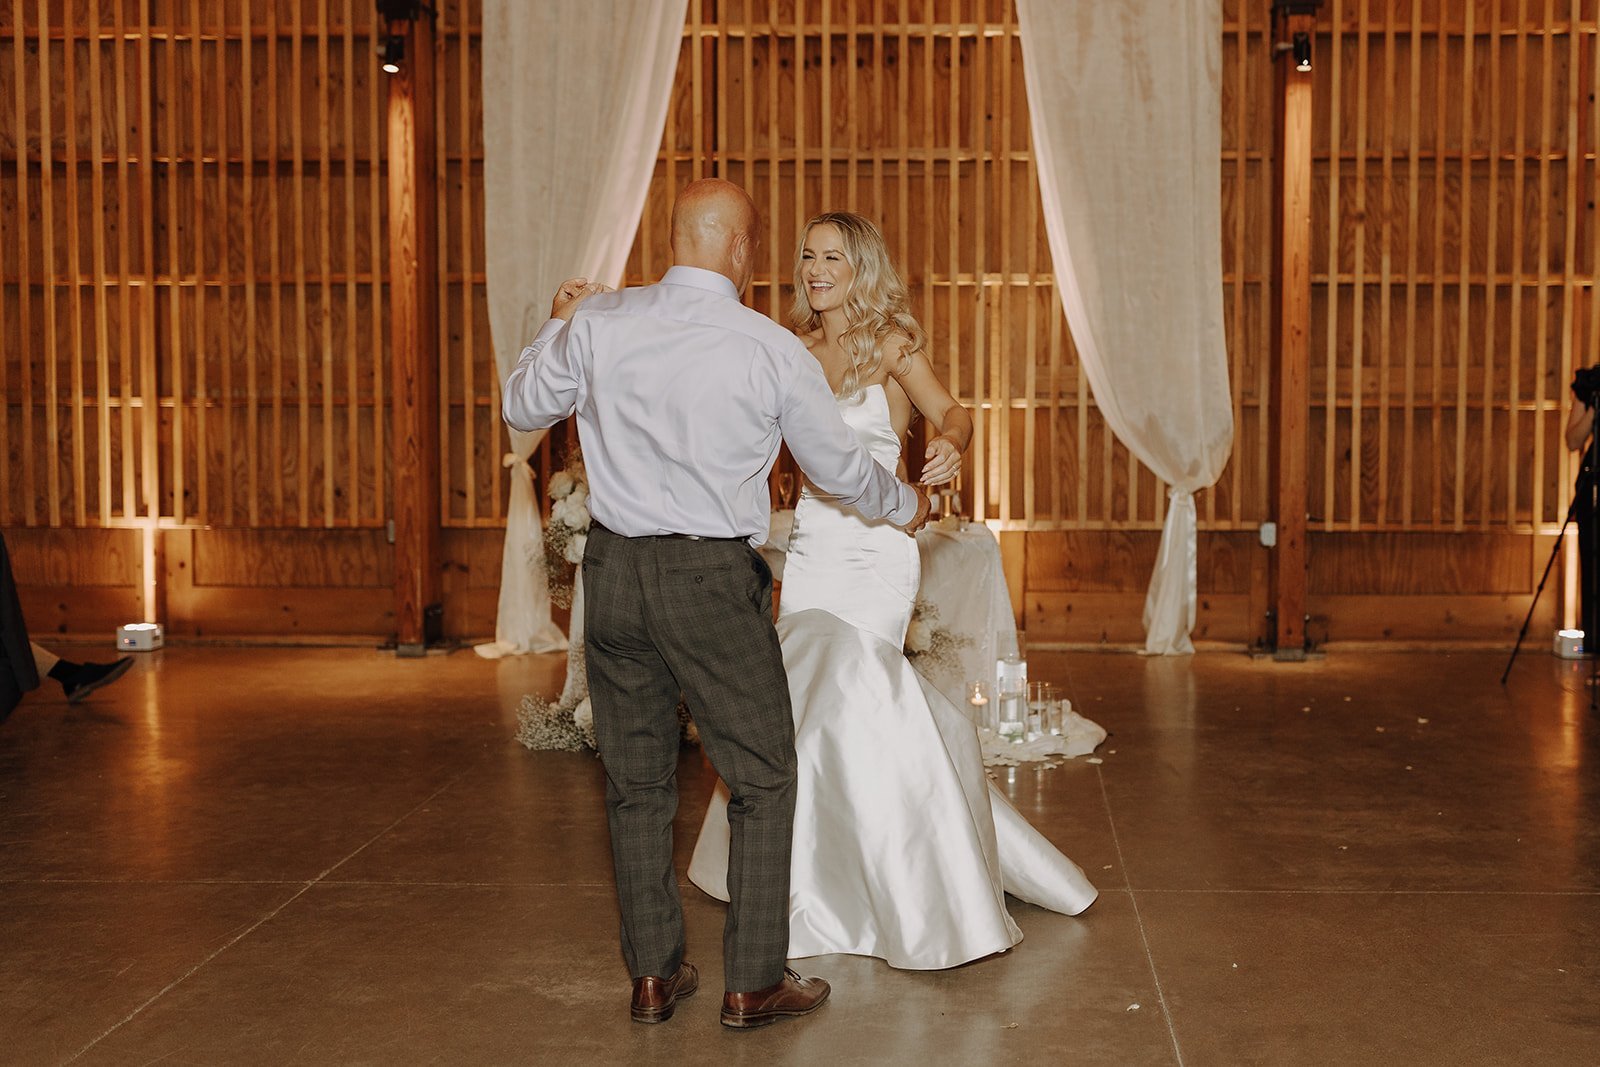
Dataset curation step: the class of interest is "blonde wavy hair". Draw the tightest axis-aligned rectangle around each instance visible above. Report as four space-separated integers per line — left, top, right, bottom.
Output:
790 212 927 398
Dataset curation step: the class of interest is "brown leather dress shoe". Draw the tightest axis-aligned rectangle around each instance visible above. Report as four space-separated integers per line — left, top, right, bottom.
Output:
720 968 830 1029
631 962 698 1023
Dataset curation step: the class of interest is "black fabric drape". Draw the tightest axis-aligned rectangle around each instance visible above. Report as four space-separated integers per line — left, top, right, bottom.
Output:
1 531 41 722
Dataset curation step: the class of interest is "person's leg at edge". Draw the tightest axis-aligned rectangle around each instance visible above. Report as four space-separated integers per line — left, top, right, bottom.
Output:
30 642 59 676
30 642 133 702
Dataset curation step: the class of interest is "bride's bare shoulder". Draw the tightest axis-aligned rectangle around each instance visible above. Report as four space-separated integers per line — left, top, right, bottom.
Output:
797 327 825 353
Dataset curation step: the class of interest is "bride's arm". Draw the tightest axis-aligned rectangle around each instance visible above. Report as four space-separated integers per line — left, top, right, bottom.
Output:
888 339 973 486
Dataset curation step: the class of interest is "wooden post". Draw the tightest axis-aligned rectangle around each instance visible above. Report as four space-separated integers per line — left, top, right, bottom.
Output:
1269 1 1320 660
388 11 442 655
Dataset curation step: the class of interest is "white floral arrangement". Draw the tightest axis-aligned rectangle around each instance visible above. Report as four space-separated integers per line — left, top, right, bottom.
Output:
516 694 597 751
516 691 700 754
903 597 971 685
542 451 591 608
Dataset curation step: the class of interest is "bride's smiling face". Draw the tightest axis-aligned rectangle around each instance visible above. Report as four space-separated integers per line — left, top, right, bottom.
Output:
799 223 854 314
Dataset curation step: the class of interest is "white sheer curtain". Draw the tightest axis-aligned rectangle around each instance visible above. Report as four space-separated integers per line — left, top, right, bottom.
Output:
475 0 689 659
1015 0 1234 655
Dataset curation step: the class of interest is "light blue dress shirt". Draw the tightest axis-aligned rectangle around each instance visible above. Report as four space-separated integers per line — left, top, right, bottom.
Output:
503 265 918 544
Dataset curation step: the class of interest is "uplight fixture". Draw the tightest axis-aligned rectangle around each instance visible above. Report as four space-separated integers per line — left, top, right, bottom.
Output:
378 33 404 74
1293 32 1312 72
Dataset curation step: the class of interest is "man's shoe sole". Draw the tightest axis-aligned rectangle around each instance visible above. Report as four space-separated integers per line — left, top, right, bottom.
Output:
719 992 830 1029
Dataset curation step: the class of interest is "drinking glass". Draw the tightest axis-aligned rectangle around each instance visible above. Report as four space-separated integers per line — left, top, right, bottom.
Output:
1047 690 1070 736
997 695 1026 743
1026 682 1050 740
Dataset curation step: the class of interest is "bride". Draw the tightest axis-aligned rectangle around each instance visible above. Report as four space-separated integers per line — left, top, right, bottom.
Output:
687 212 1097 969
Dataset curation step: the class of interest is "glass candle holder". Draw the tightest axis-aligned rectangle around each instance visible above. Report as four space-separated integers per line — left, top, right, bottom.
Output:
966 679 993 731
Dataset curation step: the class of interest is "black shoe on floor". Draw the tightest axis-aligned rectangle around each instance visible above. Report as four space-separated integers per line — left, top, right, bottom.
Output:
63 658 134 704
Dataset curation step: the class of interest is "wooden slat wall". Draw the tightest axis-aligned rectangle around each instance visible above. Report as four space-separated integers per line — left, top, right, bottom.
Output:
1309 0 1599 533
0 0 1593 644
1 0 393 532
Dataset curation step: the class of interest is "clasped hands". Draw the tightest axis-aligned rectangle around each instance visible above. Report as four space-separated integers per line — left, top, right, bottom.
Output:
901 439 962 535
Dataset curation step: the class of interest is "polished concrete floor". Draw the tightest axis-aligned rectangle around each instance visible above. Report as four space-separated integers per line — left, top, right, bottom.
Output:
1 645 1597 1065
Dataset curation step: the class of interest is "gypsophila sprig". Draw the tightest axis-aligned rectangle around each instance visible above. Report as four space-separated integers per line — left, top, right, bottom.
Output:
542 447 590 608
516 686 701 754
904 597 972 689
514 694 592 752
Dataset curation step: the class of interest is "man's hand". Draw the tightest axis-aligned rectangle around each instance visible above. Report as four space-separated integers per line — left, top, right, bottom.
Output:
898 483 933 535
551 277 610 321
921 435 962 486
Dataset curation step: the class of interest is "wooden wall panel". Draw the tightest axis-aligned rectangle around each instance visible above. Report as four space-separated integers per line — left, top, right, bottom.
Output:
189 528 391 588
8 525 548 642
1020 528 1552 648
1307 530 1535 595
7 527 142 638
5 526 139 586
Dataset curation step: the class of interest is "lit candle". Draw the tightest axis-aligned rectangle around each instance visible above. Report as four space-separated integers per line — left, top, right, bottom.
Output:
966 680 991 729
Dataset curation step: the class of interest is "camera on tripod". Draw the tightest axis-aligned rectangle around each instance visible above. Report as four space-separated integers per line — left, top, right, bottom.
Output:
1509 363 1600 685
1572 365 1600 406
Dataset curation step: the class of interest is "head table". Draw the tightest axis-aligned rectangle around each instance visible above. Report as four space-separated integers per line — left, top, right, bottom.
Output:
758 509 1016 712
525 511 1104 763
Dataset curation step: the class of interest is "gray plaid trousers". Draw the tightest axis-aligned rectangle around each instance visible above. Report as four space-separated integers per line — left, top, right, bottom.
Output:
581 525 796 993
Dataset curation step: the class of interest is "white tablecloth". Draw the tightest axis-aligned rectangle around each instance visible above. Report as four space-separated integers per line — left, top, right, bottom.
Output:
761 511 1017 711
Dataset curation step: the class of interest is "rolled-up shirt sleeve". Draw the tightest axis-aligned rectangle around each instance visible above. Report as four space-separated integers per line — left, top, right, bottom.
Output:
778 348 918 526
503 317 585 432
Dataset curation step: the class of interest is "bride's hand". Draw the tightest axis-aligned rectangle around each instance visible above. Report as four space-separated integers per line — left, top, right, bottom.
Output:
921 435 962 486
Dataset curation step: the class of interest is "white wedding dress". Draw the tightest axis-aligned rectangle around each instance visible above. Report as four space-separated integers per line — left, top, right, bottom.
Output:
687 384 1097 970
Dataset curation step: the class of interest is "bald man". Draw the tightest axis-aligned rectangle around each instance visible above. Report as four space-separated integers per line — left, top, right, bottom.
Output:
504 179 929 1029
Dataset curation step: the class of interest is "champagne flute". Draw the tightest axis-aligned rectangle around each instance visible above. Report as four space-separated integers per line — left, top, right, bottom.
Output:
777 471 797 509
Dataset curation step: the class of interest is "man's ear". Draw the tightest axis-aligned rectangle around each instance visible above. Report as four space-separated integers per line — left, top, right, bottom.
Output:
729 231 756 291
730 231 753 272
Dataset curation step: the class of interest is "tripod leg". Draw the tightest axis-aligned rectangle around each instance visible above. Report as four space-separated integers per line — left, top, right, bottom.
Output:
1580 447 1593 713
1502 511 1575 685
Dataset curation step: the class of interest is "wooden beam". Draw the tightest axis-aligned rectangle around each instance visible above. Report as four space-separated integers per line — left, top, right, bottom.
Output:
387 11 442 654
1270 2 1321 659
